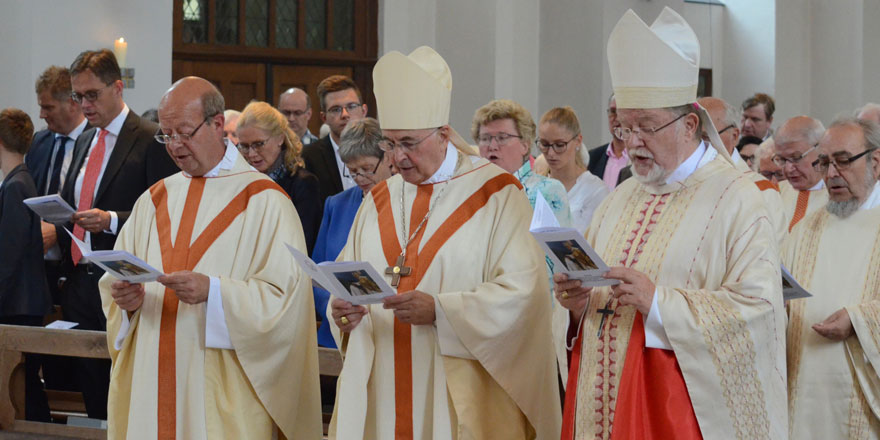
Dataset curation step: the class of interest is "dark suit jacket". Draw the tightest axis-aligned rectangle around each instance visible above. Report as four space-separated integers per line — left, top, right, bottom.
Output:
587 143 632 186
273 167 323 255
301 135 343 201
56 110 179 266
25 129 56 195
0 164 52 317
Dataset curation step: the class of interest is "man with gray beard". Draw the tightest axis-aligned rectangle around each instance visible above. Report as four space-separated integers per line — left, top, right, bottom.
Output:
782 117 880 438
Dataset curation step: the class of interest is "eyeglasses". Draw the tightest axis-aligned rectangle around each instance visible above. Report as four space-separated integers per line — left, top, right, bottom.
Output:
761 169 785 181
280 109 308 118
613 113 686 141
477 132 522 146
812 148 877 173
155 118 210 144
741 154 756 164
344 153 385 180
237 138 272 154
71 83 114 104
536 133 580 154
379 128 439 152
326 102 363 117
772 143 819 167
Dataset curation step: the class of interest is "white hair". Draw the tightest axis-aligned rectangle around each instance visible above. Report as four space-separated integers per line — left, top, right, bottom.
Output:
775 117 825 146
223 109 241 120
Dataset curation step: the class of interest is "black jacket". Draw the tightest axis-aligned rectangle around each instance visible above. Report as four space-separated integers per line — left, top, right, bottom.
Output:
272 166 323 255
301 135 343 201
0 164 52 317
587 143 632 187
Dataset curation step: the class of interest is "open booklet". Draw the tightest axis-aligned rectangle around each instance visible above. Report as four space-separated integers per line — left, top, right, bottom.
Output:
530 192 619 287
64 228 164 283
23 194 76 224
782 264 812 301
286 244 395 305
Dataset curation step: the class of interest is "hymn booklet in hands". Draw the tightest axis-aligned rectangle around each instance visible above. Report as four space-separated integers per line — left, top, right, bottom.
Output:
529 192 619 287
23 194 76 224
286 244 395 305
63 227 164 282
782 264 812 301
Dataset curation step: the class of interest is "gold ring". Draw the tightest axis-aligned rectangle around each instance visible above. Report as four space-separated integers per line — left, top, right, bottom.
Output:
561 291 569 299
340 316 350 325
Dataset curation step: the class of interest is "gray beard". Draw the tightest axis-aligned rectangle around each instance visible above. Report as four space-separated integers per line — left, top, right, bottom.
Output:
632 162 671 187
826 198 860 218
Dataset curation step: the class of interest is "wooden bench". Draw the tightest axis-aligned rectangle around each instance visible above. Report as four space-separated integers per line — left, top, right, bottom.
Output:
0 324 342 439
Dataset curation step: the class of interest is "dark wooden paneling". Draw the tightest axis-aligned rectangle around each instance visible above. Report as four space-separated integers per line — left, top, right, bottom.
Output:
172 60 267 111
272 64 353 133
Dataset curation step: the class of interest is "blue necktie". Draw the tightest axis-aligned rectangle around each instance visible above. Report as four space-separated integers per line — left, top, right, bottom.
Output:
46 136 68 195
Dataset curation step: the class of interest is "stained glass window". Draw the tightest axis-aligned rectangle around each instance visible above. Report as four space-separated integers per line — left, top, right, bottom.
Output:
304 0 326 50
183 0 208 44
276 0 298 48
332 0 353 51
216 0 239 45
246 0 270 47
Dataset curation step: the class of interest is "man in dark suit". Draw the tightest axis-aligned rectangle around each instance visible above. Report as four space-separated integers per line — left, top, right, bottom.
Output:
301 75 367 201
587 94 631 189
49 49 178 420
0 108 54 422
26 66 89 302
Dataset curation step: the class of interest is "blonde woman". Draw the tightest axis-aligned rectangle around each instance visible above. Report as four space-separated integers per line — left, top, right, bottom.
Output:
236 101 322 253
537 107 608 234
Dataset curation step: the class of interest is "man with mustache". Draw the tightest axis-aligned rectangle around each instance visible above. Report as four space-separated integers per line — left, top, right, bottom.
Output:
782 117 880 438
775 116 830 230
554 8 786 439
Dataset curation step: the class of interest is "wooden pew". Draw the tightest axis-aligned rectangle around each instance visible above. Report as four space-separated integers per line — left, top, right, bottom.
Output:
0 324 342 439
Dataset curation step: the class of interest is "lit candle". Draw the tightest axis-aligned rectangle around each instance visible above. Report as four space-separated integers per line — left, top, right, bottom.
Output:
114 38 128 68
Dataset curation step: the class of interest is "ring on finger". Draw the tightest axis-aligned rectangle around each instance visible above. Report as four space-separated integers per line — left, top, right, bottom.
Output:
561 291 569 299
340 316 350 325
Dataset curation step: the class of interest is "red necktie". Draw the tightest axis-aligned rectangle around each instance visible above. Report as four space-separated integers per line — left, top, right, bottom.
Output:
72 130 108 265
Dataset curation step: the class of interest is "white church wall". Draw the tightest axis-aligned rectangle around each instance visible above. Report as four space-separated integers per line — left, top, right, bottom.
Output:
0 0 173 129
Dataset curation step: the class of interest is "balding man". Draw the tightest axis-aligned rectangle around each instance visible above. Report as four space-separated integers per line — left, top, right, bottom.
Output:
700 96 786 244
857 102 880 125
775 116 829 230
99 77 320 439
278 87 318 145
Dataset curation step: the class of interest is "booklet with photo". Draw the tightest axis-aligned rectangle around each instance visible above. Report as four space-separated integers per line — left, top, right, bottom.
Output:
782 265 812 301
530 227 620 287
286 244 395 305
23 194 76 224
64 228 164 283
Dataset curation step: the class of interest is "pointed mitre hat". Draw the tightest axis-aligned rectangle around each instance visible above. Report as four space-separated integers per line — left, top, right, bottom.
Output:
608 7 732 163
373 46 476 155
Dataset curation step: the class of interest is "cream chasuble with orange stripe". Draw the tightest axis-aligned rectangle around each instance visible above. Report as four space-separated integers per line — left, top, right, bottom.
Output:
780 180 829 231
98 155 321 440
554 155 788 439
783 207 880 439
328 150 561 440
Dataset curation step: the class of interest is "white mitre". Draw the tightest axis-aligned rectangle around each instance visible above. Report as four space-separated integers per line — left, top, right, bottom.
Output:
607 7 732 164
373 46 477 155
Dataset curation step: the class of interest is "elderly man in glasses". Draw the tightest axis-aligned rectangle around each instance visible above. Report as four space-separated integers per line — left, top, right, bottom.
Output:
782 117 880 439
327 46 561 439
99 76 321 439
48 49 178 420
554 8 785 439
774 115 830 230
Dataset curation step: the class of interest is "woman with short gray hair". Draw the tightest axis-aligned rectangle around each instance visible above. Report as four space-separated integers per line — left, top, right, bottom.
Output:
313 117 393 348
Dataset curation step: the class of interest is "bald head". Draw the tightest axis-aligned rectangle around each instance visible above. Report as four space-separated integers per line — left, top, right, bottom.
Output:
158 76 227 177
698 97 740 154
278 87 312 138
857 103 880 125
775 116 826 190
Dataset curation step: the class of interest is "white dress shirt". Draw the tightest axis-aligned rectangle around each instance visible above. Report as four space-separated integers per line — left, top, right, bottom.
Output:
329 135 357 190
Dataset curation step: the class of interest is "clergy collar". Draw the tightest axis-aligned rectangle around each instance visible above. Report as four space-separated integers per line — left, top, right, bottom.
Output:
809 179 826 191
860 181 880 211
100 104 130 138
665 140 708 185
420 142 458 184
58 118 88 140
185 139 242 178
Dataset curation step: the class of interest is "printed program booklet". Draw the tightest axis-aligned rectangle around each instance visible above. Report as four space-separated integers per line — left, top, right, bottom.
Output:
64 228 164 283
286 244 395 305
23 194 76 224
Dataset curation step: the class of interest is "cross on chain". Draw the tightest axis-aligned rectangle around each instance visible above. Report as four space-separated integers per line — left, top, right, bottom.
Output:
385 255 412 287
596 298 615 338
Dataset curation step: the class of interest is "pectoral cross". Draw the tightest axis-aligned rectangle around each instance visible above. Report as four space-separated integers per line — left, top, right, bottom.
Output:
596 300 615 338
385 255 412 287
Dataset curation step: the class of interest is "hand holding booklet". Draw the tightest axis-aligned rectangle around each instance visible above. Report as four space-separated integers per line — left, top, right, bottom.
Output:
286 244 395 305
64 228 164 283
529 193 619 287
23 194 76 224
782 265 812 301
